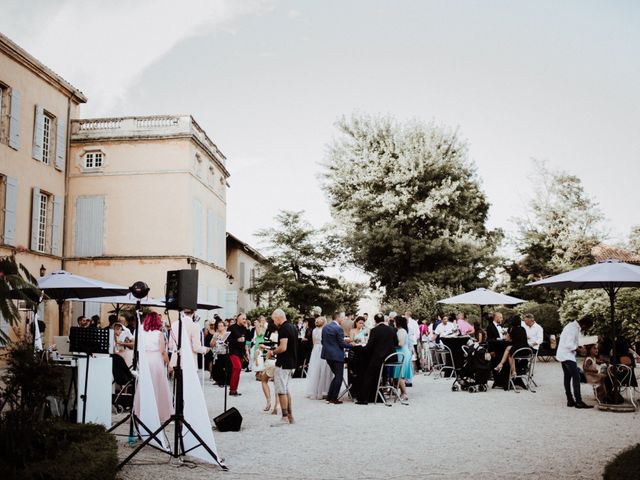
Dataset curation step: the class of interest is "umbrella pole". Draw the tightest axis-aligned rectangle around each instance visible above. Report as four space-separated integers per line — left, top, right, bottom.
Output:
607 287 617 360
57 300 64 335
479 305 485 328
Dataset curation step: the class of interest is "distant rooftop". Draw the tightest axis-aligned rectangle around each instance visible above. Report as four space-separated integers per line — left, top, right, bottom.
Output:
226 232 266 262
0 32 87 103
591 244 640 265
71 115 228 172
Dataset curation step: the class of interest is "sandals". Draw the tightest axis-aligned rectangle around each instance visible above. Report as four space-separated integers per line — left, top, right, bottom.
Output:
263 404 271 412
494 363 504 372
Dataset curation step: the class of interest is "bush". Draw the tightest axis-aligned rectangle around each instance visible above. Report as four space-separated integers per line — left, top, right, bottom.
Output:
0 418 118 480
603 443 640 480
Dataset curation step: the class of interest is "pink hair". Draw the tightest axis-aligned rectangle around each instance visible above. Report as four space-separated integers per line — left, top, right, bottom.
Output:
143 312 162 332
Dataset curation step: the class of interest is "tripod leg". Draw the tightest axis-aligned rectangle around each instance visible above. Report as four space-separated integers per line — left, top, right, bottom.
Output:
117 416 173 470
180 417 228 470
108 411 131 432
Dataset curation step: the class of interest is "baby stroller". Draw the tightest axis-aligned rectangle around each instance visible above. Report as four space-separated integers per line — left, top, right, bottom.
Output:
112 354 134 413
452 342 491 393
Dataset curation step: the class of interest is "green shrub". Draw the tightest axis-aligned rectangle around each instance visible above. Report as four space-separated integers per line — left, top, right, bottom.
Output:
247 305 300 321
603 443 640 480
0 418 118 480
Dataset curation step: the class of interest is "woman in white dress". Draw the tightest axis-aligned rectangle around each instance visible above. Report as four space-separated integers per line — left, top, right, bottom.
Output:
305 317 334 400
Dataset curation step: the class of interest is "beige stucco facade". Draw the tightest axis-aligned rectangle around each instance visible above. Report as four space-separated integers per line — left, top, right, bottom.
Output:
226 233 265 315
0 33 86 344
67 116 231 326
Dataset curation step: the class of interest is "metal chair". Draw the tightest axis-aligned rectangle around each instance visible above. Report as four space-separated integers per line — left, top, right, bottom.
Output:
608 364 637 409
509 347 535 393
375 352 406 406
432 342 456 380
529 347 540 387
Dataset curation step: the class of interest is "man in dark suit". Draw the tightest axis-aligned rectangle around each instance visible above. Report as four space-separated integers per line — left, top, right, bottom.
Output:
486 312 504 341
357 313 398 405
321 312 352 404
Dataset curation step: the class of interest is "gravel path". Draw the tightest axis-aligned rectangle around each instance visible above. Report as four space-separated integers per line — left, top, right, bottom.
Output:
115 362 639 480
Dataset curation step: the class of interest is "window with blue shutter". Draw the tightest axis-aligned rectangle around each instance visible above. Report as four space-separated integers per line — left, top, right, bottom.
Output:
73 196 105 256
193 199 202 257
32 105 44 161
55 117 66 171
4 177 18 246
30 187 41 250
51 195 63 256
216 215 226 268
8 89 20 150
206 208 214 262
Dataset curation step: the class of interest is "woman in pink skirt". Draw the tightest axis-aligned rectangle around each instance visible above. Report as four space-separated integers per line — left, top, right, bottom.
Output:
139 311 173 423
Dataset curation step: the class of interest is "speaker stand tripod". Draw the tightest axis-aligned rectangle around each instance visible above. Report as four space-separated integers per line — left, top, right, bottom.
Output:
108 302 163 451
117 309 227 471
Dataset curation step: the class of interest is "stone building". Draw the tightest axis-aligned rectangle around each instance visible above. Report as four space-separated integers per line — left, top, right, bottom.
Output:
0 33 86 341
225 232 266 317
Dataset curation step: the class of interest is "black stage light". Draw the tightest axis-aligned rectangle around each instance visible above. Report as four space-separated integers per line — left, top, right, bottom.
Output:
129 281 150 300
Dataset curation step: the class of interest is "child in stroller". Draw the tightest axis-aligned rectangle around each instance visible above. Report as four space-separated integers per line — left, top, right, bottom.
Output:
452 340 491 393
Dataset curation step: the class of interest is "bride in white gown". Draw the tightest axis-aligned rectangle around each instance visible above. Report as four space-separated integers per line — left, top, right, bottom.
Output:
305 317 334 400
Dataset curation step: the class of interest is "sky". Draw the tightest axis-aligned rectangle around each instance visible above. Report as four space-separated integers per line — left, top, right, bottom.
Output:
3 0 639 257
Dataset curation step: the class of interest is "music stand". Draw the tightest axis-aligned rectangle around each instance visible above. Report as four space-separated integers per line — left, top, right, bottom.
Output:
70 326 110 424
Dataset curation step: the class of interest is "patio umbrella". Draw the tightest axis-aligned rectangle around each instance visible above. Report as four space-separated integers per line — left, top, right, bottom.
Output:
527 259 640 357
38 270 129 333
158 299 222 311
437 288 526 325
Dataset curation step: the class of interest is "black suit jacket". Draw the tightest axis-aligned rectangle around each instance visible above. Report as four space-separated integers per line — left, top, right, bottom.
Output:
486 322 501 341
364 323 398 366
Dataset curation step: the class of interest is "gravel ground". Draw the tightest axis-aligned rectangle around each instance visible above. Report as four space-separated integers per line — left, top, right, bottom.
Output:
114 362 639 480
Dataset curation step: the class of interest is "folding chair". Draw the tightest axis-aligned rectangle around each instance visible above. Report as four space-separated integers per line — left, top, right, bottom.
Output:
509 347 535 393
375 352 406 406
433 342 456 380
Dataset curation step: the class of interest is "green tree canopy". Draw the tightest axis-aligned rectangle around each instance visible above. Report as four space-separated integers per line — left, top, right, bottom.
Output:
248 211 364 315
505 161 605 303
322 113 502 297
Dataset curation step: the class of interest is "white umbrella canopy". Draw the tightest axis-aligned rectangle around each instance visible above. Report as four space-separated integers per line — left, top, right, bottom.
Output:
527 259 640 358
438 288 526 306
158 299 222 311
437 288 526 326
38 270 130 332
69 293 166 308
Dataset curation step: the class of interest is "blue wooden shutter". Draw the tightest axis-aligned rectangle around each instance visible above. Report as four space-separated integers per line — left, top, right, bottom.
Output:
4 177 18 246
55 117 66 171
30 187 40 250
217 215 226 268
206 208 214 262
239 261 246 290
51 195 63 256
73 196 105 256
8 90 20 150
193 199 202 257
32 105 44 161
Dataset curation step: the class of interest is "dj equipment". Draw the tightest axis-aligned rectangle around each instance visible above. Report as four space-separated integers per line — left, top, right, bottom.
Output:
165 269 198 310
213 407 242 432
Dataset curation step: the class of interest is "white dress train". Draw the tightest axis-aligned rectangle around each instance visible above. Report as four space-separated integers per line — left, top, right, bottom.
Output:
305 327 334 399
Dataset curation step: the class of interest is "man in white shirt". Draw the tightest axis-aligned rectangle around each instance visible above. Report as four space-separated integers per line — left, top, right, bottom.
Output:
434 315 457 339
523 313 544 351
556 316 594 409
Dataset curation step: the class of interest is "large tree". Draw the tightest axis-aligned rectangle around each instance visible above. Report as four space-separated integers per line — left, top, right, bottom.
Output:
322 114 502 296
248 211 364 315
505 160 605 303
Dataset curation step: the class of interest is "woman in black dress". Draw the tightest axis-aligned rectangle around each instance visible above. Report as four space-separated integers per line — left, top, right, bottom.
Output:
494 315 529 376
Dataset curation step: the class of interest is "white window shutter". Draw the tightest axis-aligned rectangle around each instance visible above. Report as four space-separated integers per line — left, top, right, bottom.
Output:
73 196 105 256
193 199 202 257
32 105 44 161
217 215 226 268
206 208 214 262
30 187 40 250
51 195 63 256
55 117 66 171
239 261 246 290
8 90 20 150
4 177 18 246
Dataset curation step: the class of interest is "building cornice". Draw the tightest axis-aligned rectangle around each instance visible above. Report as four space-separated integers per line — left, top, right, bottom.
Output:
0 33 87 104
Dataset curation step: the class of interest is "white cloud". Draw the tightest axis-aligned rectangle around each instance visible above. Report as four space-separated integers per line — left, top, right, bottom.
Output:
1 0 274 115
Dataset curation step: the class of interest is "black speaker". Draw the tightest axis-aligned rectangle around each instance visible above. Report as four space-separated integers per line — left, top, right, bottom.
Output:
213 407 242 432
165 269 198 310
